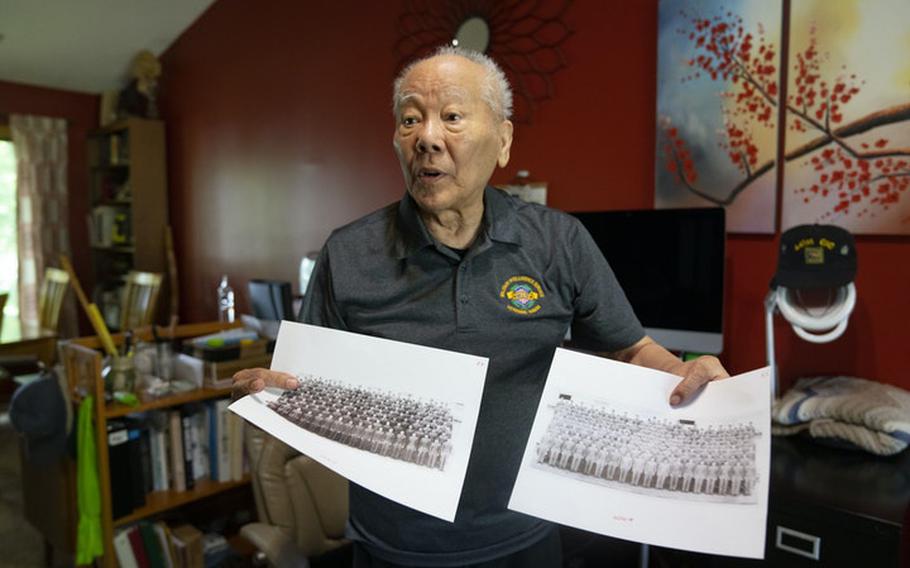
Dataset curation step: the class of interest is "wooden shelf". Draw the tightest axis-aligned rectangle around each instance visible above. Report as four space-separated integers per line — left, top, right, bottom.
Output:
91 163 130 170
112 476 251 528
105 386 233 418
63 322 252 568
91 244 135 254
86 117 168 327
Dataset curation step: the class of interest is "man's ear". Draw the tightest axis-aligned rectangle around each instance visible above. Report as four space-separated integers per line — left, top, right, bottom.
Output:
497 120 514 168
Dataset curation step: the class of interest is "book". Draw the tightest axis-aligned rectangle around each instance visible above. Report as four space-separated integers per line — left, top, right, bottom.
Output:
169 524 203 568
136 422 153 496
126 524 151 568
112 209 131 245
207 401 218 482
125 424 148 510
91 205 117 247
191 406 209 481
228 412 245 481
152 522 175 568
139 522 166 568
216 399 231 482
181 407 196 490
148 412 170 492
107 420 134 519
114 528 139 568
168 410 186 492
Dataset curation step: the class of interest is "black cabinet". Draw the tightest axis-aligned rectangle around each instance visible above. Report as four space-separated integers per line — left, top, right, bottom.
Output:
664 436 910 567
758 435 910 567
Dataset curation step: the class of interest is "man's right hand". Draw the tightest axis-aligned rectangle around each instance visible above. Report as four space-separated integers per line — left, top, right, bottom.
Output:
231 368 299 401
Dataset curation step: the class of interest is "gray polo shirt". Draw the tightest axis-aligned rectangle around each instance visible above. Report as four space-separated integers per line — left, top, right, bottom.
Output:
300 186 644 566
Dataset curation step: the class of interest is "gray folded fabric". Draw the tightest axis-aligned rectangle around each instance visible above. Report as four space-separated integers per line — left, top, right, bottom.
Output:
772 376 910 456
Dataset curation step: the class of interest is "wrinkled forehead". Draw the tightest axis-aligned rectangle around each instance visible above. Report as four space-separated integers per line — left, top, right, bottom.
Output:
398 84 471 108
396 56 485 109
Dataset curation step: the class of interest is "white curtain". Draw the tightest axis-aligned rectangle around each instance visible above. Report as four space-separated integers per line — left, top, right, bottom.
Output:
10 114 77 337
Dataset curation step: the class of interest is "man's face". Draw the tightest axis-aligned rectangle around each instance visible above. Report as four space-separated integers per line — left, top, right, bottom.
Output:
394 55 513 215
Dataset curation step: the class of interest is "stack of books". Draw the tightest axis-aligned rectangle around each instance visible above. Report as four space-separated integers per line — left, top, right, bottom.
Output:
113 521 205 568
106 401 247 519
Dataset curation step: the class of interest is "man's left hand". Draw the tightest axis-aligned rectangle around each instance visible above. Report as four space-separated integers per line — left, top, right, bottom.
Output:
668 355 729 406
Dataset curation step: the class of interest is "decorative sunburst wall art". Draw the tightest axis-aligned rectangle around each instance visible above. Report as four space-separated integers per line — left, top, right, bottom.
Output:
655 0 782 234
782 0 910 234
395 0 573 124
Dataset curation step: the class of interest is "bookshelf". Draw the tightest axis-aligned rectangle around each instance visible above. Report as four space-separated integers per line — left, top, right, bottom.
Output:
112 477 251 529
86 117 168 331
63 321 256 568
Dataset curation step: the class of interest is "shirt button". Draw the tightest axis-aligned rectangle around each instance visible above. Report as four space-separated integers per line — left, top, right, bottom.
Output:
460 295 469 304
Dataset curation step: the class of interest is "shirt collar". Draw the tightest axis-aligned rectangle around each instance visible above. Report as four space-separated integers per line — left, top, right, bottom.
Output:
393 186 522 260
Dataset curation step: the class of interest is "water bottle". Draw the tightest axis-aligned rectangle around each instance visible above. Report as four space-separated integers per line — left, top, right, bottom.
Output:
217 275 235 323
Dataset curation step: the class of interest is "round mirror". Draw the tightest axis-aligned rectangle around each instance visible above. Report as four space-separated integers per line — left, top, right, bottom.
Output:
453 17 490 53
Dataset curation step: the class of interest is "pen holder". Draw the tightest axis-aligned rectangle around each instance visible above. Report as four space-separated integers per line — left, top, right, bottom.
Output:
109 355 136 394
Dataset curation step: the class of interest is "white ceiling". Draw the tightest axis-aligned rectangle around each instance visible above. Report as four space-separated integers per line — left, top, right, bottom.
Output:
0 0 218 94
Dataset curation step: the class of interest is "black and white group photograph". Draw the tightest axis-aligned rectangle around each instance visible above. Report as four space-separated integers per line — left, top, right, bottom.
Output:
231 322 489 522
268 374 455 471
533 397 761 503
509 348 772 559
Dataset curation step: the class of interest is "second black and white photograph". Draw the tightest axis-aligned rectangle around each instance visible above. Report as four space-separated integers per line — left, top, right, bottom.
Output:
509 348 771 559
533 397 761 504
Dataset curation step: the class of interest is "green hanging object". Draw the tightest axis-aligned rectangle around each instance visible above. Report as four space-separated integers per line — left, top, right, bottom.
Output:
76 395 103 564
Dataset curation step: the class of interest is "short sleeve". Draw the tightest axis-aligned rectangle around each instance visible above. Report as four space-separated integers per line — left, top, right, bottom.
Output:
568 219 645 352
298 245 348 330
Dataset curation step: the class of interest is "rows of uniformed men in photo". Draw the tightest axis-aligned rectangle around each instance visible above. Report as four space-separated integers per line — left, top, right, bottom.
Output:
536 399 760 497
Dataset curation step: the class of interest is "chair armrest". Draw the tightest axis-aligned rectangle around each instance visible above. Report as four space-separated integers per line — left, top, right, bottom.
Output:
285 454 349 556
240 522 310 568
247 426 303 530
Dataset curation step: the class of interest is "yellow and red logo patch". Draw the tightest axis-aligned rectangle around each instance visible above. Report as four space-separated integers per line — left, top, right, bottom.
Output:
500 275 545 315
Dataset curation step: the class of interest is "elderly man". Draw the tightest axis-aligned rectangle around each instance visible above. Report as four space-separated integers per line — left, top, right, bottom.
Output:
234 46 728 567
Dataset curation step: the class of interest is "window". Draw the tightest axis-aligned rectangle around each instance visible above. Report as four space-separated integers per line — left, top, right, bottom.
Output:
0 138 17 325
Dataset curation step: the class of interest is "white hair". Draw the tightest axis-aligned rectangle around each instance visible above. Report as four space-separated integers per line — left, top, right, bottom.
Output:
393 46 513 121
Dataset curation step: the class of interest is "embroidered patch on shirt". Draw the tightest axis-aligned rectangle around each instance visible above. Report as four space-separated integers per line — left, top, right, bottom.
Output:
500 275 545 315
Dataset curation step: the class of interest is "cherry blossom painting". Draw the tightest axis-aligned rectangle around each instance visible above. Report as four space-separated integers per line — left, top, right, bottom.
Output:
782 0 910 234
656 0 782 234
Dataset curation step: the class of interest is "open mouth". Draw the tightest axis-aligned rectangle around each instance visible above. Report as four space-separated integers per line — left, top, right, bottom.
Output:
417 168 445 181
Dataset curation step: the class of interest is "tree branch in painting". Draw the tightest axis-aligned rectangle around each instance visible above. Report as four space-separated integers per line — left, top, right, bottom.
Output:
661 10 910 219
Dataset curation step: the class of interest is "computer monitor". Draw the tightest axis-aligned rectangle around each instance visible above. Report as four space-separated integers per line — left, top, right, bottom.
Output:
571 207 725 354
248 279 294 322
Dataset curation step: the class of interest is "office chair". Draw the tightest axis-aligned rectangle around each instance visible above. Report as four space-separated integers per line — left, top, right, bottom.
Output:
242 427 349 567
120 271 163 331
37 267 70 332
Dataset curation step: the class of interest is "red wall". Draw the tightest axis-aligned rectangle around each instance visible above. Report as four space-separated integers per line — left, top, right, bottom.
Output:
160 1 910 390
159 0 404 322
0 80 98 326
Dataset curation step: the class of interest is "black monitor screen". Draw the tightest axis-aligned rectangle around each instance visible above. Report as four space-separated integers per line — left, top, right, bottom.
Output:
248 279 294 321
571 207 725 354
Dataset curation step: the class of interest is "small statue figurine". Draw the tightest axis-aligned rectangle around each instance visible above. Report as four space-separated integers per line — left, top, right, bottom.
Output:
117 50 162 119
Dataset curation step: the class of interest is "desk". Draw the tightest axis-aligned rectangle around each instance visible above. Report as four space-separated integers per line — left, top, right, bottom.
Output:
0 316 57 366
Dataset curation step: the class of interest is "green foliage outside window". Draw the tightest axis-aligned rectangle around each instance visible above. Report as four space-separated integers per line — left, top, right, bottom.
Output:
0 140 18 319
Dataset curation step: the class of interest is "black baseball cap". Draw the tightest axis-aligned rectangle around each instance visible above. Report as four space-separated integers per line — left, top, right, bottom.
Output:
771 224 857 289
